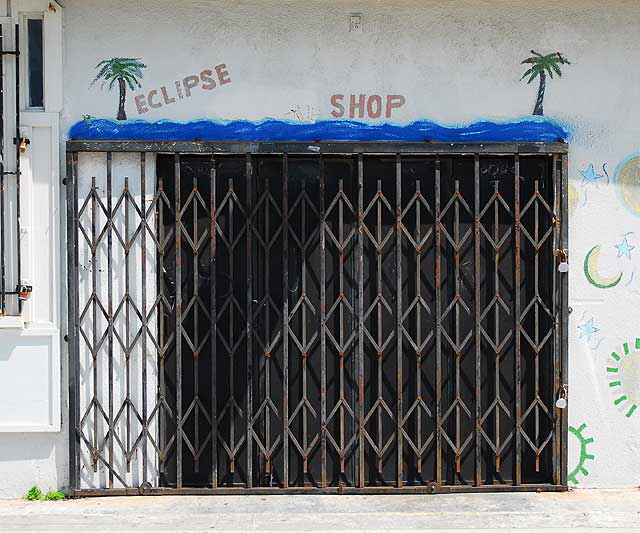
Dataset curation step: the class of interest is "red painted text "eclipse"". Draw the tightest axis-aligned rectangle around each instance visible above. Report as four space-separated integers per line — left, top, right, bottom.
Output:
135 64 231 114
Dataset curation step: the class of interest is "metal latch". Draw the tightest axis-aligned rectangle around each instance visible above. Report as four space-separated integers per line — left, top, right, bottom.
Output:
555 384 568 409
555 248 569 273
14 137 30 153
17 284 32 301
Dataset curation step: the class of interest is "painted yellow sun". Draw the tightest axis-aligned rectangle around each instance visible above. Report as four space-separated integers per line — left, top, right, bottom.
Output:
568 183 578 218
614 154 640 216
607 339 640 417
619 355 640 404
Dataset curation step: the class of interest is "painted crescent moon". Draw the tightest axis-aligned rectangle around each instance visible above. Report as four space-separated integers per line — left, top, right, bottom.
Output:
584 245 623 288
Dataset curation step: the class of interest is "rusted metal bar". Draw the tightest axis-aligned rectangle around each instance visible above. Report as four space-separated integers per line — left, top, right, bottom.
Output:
282 153 290 488
319 155 327 488
474 154 481 486
174 153 183 488
124 173 131 473
210 155 218 488
395 154 403 487
324 170 356 481
255 165 266 480
356 154 364 487
534 178 541 473
246 153 254 488
399 160 435 479
190 171 201 473
73 482 568 497
286 162 320 480
66 150 80 490
90 173 99 475
560 153 569 487
435 156 442 486
157 173 167 483
514 154 522 485
453 177 462 477
492 176 501 476
552 153 560 485
140 153 148 485
0 152 4 313
0 25 5 315
66 141 569 155
106 153 115 487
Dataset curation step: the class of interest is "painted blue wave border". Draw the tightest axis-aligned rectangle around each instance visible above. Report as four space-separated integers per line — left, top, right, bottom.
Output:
68 117 569 143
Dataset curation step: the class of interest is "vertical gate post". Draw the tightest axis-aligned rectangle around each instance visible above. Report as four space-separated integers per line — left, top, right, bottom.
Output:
552 153 560 485
124 175 131 474
434 156 442 486
157 173 167 484
174 153 183 488
319 156 327 489
473 154 481 486
356 154 365 488
514 154 522 485
245 153 254 488
140 153 149 485
560 153 569 487
210 155 218 488
0 25 5 316
66 151 80 492
282 153 289 488
395 154 403 488
106 152 114 488
90 175 98 473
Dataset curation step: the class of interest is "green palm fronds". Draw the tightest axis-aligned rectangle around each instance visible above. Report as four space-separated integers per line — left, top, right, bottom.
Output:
521 50 570 84
91 57 147 91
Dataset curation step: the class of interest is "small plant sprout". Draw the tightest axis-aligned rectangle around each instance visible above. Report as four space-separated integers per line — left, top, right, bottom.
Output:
26 486 42 501
25 485 65 501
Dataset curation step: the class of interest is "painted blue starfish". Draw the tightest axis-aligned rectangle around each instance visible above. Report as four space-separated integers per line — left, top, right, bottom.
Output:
580 164 604 187
615 237 635 259
577 318 599 341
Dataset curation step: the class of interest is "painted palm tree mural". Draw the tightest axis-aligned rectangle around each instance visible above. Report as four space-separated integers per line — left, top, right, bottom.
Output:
521 51 571 115
91 58 147 120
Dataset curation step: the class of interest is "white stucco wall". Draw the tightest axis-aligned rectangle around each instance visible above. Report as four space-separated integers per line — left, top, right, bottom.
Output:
1 0 639 497
0 0 66 499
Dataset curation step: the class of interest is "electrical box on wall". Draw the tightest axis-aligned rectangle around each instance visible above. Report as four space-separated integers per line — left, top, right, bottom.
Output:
349 14 362 33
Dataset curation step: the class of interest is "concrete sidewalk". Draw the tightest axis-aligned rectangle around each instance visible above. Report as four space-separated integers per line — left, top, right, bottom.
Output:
0 489 639 532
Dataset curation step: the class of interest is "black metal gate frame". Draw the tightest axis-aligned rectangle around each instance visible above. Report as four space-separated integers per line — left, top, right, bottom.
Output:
65 140 569 496
0 24 24 316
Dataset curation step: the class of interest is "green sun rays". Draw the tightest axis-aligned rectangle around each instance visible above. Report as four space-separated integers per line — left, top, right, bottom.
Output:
568 423 595 485
606 338 640 418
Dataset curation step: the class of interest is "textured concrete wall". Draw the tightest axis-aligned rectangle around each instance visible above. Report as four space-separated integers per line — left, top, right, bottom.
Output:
2 0 640 497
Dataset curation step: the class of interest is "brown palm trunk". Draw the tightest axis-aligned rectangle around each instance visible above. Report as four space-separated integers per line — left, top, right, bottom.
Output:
533 71 546 116
116 78 127 120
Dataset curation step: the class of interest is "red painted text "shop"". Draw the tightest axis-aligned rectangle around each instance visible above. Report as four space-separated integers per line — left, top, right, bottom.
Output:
330 94 405 119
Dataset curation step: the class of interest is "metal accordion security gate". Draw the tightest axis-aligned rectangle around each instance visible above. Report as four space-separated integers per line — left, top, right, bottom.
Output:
66 141 568 495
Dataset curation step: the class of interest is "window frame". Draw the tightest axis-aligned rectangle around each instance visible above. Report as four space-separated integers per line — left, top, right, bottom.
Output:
21 12 45 111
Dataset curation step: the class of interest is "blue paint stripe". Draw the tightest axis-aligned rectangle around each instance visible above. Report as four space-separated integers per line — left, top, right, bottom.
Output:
68 118 569 143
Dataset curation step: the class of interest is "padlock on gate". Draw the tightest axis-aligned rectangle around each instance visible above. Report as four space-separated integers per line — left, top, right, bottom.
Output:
17 284 32 301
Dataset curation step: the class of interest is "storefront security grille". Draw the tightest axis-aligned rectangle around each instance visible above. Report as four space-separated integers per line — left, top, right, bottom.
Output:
66 141 568 495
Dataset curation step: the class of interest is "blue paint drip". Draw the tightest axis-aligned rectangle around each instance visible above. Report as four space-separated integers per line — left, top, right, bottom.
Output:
68 117 569 142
